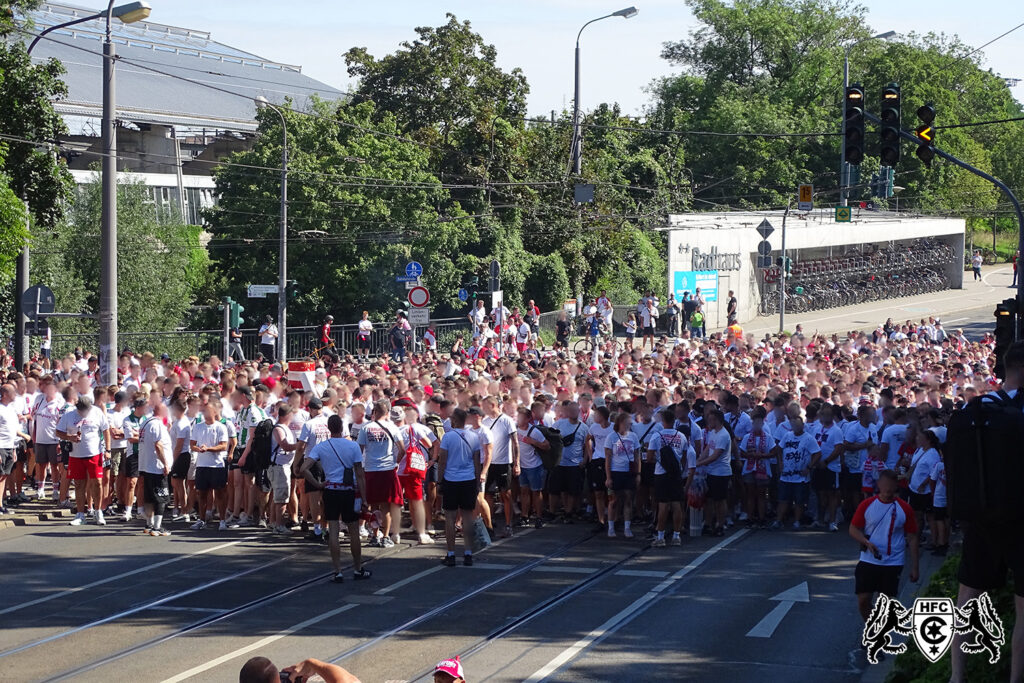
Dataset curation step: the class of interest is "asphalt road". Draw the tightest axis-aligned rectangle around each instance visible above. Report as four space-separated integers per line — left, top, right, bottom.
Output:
0 511 936 683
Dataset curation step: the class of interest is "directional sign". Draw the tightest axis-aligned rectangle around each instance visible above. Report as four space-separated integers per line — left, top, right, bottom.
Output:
247 284 279 298
408 286 430 308
835 206 852 223
916 124 934 143
408 307 429 325
757 256 774 269
757 240 772 257
405 261 423 278
25 319 49 336
458 288 469 302
798 184 813 212
395 275 420 283
491 290 503 310
22 285 56 319
746 582 810 638
755 218 774 240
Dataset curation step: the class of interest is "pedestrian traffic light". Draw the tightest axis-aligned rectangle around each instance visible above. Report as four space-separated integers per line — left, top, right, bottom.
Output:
879 83 901 167
915 103 936 168
287 280 299 299
230 300 244 328
844 85 866 166
993 297 1017 379
869 173 881 198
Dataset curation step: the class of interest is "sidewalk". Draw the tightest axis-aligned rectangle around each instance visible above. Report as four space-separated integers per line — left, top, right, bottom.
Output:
744 265 1014 337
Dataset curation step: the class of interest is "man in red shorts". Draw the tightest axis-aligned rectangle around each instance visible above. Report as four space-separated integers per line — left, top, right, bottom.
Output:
356 399 405 548
395 402 438 544
56 395 110 526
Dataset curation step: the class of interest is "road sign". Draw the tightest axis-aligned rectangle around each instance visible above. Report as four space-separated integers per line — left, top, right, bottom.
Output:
798 184 813 212
408 307 429 325
458 288 469 302
395 275 420 283
755 218 774 240
757 240 772 257
757 256 773 268
405 261 423 278
25 319 49 336
491 290 503 310
746 582 810 638
405 280 420 290
408 286 430 308
835 206 852 223
22 284 55 319
247 284 279 298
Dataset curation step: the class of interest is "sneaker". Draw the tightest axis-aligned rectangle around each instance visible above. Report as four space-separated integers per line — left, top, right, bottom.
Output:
442 554 457 567
191 519 206 530
86 508 95 518
810 521 824 530
607 528 616 538
51 490 60 502
534 517 543 529
769 521 781 530
227 519 240 529
0 507 9 515
181 513 191 523
463 553 474 567
123 508 132 523
239 513 250 526
144 524 154 535
359 525 369 538
96 510 106 526
353 568 372 580
670 535 682 546
60 499 74 509
218 521 228 531
69 513 85 526
652 537 666 547
624 527 634 538
257 518 268 529
738 511 749 521
367 534 380 547
792 521 801 531
154 527 171 537
137 510 148 521
331 572 345 584
418 533 435 545
275 525 291 534
828 522 839 532
381 536 395 549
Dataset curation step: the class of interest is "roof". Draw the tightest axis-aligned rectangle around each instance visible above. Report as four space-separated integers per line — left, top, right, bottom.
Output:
21 2 345 132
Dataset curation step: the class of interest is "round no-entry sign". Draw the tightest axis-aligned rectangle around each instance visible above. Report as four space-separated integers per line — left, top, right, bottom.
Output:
408 286 430 308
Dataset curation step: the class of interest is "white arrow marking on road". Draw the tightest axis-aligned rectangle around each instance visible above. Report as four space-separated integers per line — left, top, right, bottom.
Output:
745 581 810 638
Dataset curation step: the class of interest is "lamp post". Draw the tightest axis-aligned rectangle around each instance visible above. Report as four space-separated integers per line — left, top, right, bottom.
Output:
255 96 289 363
23 2 151 379
571 6 637 175
840 30 895 207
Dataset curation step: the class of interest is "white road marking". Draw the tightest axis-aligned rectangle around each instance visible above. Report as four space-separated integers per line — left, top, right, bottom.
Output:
0 537 257 616
161 603 358 683
149 606 226 614
745 582 810 638
615 569 669 578
523 529 750 682
0 551 294 659
534 566 598 575
374 566 443 595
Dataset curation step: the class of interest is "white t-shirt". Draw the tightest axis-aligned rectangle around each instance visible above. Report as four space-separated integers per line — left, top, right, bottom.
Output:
271 423 296 467
298 414 331 453
930 460 947 508
307 438 362 490
815 423 845 473
740 431 776 476
909 447 941 494
588 423 614 460
139 417 172 474
108 406 130 450
648 428 691 476
631 419 661 454
879 423 908 470
517 426 542 470
842 421 875 474
357 319 372 338
357 419 402 472
422 329 437 350
259 323 278 345
483 413 517 465
31 395 66 445
171 416 192 455
516 323 531 344
0 403 21 449
703 427 732 476
192 420 230 468
56 407 109 458
778 431 820 483
605 431 640 473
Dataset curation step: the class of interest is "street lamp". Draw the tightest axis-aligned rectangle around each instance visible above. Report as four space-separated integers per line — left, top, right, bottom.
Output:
255 95 289 363
839 30 896 207
571 6 638 175
22 2 151 382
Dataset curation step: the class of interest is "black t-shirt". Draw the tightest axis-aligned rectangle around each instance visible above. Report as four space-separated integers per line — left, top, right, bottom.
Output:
683 300 697 317
556 319 570 339
727 296 737 314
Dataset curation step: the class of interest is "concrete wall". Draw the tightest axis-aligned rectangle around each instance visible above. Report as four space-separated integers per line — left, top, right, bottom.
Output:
665 210 966 330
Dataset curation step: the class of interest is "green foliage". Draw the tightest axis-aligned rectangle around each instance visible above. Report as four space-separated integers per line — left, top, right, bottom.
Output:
523 253 569 312
0 166 29 281
887 552 1015 683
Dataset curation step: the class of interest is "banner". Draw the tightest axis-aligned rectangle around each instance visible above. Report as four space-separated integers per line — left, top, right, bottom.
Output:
673 270 718 302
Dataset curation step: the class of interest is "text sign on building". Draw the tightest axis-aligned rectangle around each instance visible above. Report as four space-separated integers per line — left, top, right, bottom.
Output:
691 246 741 271
673 270 719 303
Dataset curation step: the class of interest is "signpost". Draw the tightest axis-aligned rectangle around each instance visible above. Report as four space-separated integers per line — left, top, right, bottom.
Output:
835 206 852 223
798 184 813 212
395 275 419 283
491 290 503 311
247 284 280 298
408 308 429 325
22 284 56 319
458 288 469 302
408 286 430 308
755 218 774 240
405 261 423 278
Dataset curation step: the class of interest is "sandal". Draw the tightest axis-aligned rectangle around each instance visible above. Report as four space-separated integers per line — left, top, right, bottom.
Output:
331 572 345 583
353 568 372 580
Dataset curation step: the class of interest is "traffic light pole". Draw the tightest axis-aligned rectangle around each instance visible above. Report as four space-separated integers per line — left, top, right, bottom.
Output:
865 111 1024 338
779 199 791 334
222 297 231 362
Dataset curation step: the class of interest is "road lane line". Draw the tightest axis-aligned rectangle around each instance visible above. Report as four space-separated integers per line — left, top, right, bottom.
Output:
0 536 257 616
149 606 226 614
534 566 598 574
374 566 443 595
161 603 358 683
615 569 669 578
523 529 750 682
0 552 295 659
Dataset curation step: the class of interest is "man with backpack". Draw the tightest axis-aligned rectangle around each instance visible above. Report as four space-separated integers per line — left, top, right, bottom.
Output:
235 385 271 528
356 400 405 548
647 409 690 547
550 401 588 522
301 414 370 583
949 340 1024 683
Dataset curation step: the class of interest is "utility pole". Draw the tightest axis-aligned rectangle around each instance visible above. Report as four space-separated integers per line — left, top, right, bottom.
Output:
779 199 792 334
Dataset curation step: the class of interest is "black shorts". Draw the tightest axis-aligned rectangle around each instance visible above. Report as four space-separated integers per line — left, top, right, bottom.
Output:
195 466 228 492
706 474 730 501
322 489 359 523
854 561 902 597
16 442 29 463
812 468 839 491
841 471 862 494
548 466 583 496
639 460 656 487
59 441 72 466
610 470 635 492
119 454 140 479
909 491 933 513
485 463 511 494
142 471 170 506
654 473 684 503
442 479 478 512
587 460 607 492
932 506 948 521
358 336 371 350
170 452 191 480
958 521 1024 597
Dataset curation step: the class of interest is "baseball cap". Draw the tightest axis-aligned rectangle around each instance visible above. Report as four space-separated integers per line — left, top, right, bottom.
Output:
434 656 464 681
160 353 171 361
389 406 404 422
307 396 323 410
236 385 254 400
467 406 484 417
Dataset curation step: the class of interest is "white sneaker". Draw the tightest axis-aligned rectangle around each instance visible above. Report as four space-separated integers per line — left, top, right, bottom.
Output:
607 528 616 538
257 518 268 529
96 510 106 526
219 520 228 531
624 527 634 538
69 513 85 526
239 513 250 526
829 522 839 532
381 536 395 548
181 513 191 523
137 510 147 521
418 533 434 544
190 519 206 530
359 525 369 538
792 521 801 530
123 508 132 522
51 490 60 502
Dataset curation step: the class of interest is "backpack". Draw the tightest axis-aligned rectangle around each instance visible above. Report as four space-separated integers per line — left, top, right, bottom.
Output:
946 390 1024 523
659 442 682 481
530 424 563 471
422 413 445 442
250 417 275 471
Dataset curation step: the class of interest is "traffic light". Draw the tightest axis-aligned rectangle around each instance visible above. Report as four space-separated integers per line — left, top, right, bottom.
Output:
844 85 866 165
915 103 936 168
229 299 245 328
993 297 1017 379
869 173 881 198
287 280 299 299
879 83 901 166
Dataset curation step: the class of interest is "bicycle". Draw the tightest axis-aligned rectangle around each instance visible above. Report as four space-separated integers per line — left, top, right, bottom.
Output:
572 321 620 356
305 340 350 362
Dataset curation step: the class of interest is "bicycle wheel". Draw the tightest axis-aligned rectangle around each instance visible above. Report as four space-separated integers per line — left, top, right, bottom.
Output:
573 338 593 355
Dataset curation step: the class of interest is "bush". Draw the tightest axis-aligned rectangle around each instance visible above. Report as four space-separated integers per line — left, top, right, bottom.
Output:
886 552 1015 683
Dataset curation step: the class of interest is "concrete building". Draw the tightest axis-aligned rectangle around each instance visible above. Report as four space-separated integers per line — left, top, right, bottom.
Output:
22 1 345 224
665 208 966 330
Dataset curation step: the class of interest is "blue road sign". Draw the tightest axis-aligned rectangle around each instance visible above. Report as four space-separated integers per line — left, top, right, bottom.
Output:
405 261 423 278
458 288 469 302
396 275 419 282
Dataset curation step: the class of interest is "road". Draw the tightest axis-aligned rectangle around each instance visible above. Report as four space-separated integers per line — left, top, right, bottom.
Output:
0 512 943 683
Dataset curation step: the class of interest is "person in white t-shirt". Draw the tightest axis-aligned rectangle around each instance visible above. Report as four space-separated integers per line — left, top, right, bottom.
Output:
139 402 173 536
103 390 130 512
771 417 820 530
268 403 298 534
482 394 519 536
422 324 437 352
56 395 110 526
396 405 438 544
258 316 278 362
356 400 405 548
30 377 65 502
356 311 373 361
695 410 731 536
0 384 31 515
190 401 230 530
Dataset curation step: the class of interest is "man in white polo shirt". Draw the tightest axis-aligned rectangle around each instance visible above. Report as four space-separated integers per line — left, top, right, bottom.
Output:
56 395 110 526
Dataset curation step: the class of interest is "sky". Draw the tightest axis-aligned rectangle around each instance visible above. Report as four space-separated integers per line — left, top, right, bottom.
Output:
118 0 1023 116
